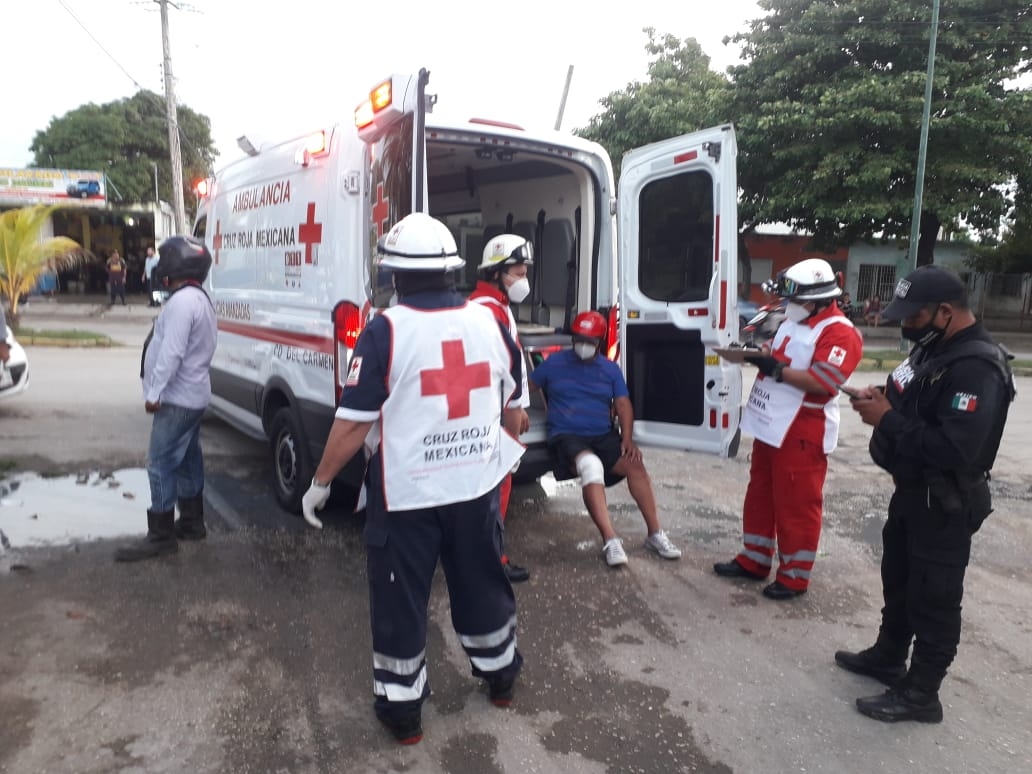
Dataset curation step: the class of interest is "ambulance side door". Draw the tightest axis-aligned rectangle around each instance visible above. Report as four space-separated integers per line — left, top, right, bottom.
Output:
617 124 743 457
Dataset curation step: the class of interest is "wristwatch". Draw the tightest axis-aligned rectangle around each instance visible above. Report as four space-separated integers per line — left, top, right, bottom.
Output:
773 362 787 383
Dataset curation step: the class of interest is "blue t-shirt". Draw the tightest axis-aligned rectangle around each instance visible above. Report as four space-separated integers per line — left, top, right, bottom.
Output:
529 349 628 438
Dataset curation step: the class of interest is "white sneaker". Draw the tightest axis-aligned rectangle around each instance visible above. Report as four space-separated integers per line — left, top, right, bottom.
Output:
644 530 682 560
603 538 628 567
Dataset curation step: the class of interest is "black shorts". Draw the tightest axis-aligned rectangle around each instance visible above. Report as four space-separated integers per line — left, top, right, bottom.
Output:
548 429 626 487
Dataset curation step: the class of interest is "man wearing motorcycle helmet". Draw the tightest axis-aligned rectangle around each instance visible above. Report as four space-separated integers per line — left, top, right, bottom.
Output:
299 212 526 745
468 233 534 583
114 236 217 562
714 258 862 599
529 310 682 569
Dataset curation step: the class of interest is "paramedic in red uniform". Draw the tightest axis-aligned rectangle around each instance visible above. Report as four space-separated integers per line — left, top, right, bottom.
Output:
468 233 533 583
300 213 526 745
713 259 863 599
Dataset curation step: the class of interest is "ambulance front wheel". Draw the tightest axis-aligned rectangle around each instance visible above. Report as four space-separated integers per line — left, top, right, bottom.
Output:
270 406 313 514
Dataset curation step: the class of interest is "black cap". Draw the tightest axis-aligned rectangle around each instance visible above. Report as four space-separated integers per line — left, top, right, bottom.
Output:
882 266 967 321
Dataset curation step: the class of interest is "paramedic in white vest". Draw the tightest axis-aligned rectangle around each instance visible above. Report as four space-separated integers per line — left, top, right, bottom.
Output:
714 259 863 599
300 212 526 746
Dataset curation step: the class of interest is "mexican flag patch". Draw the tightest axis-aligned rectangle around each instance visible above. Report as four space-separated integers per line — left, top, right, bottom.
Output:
951 393 978 412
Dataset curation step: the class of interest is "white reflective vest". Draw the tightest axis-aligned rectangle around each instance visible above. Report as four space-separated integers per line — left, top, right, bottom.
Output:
741 316 851 453
376 303 525 511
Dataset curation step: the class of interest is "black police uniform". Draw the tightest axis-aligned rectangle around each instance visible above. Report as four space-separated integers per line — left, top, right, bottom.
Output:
868 322 1014 694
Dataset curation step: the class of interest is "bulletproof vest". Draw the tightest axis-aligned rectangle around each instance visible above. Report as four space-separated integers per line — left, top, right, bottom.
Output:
870 336 1015 476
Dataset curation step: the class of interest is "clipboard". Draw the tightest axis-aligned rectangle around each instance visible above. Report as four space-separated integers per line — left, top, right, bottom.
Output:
713 346 762 364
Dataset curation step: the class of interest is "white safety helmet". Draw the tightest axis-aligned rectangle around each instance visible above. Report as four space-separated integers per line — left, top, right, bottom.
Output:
376 212 465 272
478 234 534 273
770 258 841 301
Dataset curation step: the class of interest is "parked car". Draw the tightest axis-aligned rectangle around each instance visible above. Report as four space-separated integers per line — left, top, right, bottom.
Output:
0 326 29 400
66 179 101 198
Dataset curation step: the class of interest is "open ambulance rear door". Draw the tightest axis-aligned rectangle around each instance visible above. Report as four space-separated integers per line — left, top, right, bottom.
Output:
617 124 743 457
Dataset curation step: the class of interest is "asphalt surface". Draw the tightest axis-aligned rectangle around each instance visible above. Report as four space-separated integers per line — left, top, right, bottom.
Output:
1 301 1030 773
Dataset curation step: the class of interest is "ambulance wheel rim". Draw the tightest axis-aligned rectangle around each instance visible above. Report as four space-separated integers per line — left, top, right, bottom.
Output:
275 433 298 492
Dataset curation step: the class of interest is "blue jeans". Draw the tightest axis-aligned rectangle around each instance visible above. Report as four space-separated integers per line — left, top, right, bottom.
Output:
148 403 206 512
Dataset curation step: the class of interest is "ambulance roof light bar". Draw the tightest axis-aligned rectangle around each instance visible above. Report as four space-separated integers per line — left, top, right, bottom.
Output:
355 73 420 143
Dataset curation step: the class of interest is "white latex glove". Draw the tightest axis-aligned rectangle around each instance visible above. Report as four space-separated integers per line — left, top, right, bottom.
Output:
301 478 332 529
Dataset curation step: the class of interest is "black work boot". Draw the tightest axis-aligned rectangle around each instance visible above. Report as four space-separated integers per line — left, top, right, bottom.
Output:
835 642 908 686
374 706 423 745
174 493 207 540
114 509 178 562
855 683 943 724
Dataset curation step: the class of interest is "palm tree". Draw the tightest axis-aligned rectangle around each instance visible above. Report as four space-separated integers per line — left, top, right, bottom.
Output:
0 205 83 324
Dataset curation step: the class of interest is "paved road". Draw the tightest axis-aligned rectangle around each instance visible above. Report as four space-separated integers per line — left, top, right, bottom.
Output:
1 309 1030 773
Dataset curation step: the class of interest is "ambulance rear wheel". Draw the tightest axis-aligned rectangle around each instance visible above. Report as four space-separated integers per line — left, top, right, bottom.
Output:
270 407 313 514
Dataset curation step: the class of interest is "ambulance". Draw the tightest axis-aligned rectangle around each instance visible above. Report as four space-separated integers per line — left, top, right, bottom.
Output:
193 68 744 514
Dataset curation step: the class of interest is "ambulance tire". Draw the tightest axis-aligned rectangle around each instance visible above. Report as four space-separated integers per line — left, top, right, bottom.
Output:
269 406 313 515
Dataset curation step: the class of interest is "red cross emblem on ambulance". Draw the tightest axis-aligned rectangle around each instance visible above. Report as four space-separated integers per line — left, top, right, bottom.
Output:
298 202 323 264
420 340 491 419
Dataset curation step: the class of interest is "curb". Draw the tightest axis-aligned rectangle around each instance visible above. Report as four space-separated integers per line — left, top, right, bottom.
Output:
20 337 115 348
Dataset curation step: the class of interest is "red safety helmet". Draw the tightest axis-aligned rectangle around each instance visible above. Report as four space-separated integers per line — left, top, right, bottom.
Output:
571 310 607 340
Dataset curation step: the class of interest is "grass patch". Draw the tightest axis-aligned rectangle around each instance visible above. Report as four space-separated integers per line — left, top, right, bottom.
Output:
860 348 1032 371
15 327 113 345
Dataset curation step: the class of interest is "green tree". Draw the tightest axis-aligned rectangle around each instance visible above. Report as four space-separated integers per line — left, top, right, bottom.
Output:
728 0 1032 264
966 179 1032 273
0 206 82 323
28 91 216 207
576 28 731 179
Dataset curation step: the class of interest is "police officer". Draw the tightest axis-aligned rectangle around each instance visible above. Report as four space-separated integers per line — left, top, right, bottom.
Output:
468 233 533 582
114 236 217 562
838 265 1014 724
300 212 526 745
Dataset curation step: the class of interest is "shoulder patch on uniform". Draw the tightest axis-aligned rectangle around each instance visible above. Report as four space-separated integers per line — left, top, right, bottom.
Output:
345 356 363 386
828 345 846 367
951 392 978 412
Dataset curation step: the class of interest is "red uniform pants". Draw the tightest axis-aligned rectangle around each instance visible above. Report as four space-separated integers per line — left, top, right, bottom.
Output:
735 433 828 591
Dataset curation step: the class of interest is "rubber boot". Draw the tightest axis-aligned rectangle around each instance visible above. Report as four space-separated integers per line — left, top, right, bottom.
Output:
174 493 207 540
114 509 178 562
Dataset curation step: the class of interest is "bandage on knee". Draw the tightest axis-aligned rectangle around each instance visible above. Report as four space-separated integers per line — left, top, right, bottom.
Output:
575 453 605 486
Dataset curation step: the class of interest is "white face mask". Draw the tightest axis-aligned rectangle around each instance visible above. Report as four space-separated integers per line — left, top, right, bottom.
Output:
506 276 530 303
573 341 597 360
785 301 811 323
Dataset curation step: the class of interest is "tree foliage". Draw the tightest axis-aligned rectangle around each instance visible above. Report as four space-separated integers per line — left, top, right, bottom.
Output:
728 0 1032 263
0 206 83 321
29 91 216 207
576 28 731 178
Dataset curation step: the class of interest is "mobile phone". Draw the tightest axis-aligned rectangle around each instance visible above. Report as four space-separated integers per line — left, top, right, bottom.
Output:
837 384 863 399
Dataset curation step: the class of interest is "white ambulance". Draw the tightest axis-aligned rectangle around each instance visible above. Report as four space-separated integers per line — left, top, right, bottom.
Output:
193 68 744 513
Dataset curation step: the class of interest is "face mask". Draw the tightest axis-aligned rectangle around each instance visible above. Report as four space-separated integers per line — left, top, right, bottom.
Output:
506 276 530 303
573 342 597 360
785 301 811 323
902 307 950 347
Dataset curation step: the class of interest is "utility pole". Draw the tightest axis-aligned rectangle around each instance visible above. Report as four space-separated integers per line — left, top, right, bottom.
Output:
554 65 574 131
905 0 941 274
158 0 187 235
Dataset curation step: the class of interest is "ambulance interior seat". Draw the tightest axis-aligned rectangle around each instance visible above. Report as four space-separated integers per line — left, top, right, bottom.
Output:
535 218 575 327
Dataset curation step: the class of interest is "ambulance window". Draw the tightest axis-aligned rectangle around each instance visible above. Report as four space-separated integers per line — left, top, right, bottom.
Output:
637 171 713 303
193 216 206 240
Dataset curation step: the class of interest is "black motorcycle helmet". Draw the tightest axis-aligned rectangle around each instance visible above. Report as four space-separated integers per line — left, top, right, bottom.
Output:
154 236 212 286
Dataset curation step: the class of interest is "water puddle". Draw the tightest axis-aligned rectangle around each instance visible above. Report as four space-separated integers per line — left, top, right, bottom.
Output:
0 469 150 550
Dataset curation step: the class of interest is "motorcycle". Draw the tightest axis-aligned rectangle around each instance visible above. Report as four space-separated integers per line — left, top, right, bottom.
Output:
741 297 786 345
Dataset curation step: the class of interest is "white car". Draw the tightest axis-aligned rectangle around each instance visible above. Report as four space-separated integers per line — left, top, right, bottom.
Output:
0 326 29 400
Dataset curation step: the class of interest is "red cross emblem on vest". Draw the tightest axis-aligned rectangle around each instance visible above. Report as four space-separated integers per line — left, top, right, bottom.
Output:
420 339 491 419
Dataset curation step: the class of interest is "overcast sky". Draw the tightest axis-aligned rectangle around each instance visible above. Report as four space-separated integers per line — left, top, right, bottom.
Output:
4 0 761 171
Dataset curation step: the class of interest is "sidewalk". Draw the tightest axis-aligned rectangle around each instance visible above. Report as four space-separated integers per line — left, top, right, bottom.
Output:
17 294 158 321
